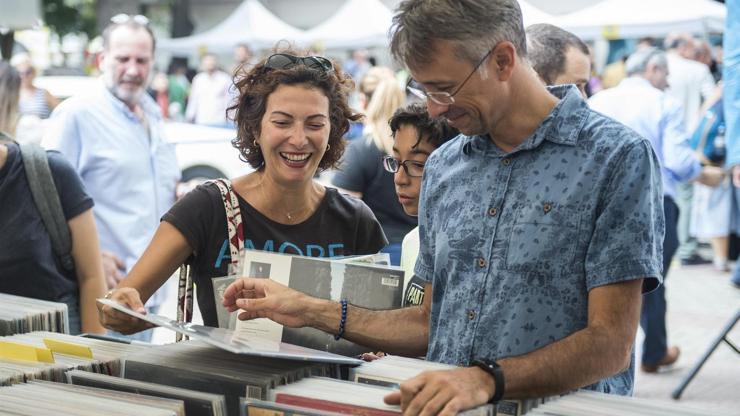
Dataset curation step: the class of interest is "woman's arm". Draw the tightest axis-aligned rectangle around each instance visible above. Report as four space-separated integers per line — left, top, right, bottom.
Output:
43 89 60 112
67 209 107 334
98 221 193 334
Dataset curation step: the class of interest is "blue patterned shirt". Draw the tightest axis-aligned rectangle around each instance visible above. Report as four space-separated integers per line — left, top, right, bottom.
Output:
416 85 664 396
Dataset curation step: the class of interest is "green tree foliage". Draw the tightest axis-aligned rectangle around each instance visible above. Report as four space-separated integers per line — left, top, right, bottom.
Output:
43 0 98 38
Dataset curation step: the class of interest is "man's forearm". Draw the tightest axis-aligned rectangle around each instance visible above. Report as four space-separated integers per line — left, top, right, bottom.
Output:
305 297 429 357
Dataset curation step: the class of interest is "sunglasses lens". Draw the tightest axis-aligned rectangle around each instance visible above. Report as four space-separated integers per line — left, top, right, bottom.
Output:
265 54 297 70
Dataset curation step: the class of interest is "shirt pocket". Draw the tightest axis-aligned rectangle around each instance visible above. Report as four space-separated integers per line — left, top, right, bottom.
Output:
505 202 581 274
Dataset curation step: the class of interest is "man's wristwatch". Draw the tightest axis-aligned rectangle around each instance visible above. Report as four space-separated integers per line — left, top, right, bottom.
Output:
471 359 505 404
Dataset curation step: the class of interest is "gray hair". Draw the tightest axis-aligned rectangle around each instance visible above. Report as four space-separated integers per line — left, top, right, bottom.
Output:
625 47 667 76
102 20 156 52
526 23 589 85
390 0 527 70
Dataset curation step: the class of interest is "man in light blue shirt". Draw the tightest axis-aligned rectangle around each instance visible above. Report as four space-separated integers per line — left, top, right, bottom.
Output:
724 0 740 288
589 47 724 373
43 16 180 341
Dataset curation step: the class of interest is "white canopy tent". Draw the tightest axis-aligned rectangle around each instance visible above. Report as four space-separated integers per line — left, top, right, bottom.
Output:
298 0 393 50
556 0 726 40
519 1 560 27
158 0 305 56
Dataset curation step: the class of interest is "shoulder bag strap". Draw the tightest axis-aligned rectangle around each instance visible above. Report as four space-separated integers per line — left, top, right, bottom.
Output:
19 143 75 272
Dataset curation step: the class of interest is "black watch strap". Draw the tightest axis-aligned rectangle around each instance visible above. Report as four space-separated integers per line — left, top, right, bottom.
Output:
471 359 505 404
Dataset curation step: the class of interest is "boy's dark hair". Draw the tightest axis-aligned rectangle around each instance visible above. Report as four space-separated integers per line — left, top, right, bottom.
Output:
389 102 459 149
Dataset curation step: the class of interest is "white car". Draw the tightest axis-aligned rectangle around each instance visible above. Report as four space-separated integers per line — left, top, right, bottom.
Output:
35 75 249 181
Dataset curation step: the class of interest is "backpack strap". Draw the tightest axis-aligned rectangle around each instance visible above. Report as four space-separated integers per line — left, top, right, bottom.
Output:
176 178 244 338
19 143 75 272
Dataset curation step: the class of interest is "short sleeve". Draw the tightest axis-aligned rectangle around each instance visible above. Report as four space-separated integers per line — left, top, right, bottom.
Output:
332 138 372 192
354 201 388 253
161 183 221 256
414 166 435 282
585 139 664 293
46 150 93 220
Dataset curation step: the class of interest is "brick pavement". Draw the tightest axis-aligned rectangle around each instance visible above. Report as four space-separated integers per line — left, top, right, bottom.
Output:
634 261 740 415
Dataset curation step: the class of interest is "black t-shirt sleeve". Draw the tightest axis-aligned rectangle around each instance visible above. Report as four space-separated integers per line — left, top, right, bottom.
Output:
46 150 94 220
353 197 388 253
331 139 373 192
161 183 221 256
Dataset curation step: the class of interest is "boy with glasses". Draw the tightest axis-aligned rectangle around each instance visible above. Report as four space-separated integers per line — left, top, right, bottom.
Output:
383 102 459 306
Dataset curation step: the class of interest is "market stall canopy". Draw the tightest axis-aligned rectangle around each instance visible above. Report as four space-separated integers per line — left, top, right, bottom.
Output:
557 0 726 40
298 0 393 50
158 0 305 56
519 1 560 27
0 0 41 30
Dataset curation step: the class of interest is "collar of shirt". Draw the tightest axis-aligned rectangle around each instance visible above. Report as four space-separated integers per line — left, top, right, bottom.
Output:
99 81 163 125
464 85 588 156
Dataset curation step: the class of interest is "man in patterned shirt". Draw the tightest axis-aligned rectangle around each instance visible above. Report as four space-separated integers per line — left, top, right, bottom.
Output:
223 1 664 414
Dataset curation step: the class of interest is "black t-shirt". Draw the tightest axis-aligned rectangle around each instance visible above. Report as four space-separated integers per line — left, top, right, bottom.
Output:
332 137 417 244
0 143 93 301
162 183 388 327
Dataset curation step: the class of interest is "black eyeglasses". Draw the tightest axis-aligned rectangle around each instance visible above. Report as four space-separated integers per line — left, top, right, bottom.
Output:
382 156 425 177
406 47 495 105
264 53 334 73
110 13 150 26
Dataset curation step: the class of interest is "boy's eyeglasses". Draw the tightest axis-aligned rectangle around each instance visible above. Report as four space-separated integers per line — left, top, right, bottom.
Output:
264 53 334 73
383 156 425 177
110 14 150 26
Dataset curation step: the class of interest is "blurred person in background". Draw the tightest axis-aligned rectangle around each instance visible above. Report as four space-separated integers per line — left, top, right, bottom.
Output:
724 1 740 289
526 23 591 98
233 43 253 74
10 53 59 120
186 53 233 126
589 47 724 373
149 72 170 118
664 33 717 266
689 86 730 272
98 50 387 334
43 14 180 341
332 66 413 266
0 61 106 335
342 49 372 84
166 61 190 121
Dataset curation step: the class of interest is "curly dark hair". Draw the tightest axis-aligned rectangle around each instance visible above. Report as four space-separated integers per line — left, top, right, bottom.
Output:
389 102 459 149
228 49 362 170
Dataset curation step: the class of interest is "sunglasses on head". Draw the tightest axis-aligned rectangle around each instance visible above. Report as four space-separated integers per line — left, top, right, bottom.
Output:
110 13 150 26
264 53 334 73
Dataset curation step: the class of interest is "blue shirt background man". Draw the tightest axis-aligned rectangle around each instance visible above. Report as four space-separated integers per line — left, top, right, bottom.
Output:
43 16 180 340
590 47 723 373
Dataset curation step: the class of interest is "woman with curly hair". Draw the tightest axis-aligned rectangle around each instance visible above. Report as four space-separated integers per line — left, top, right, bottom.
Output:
99 50 387 333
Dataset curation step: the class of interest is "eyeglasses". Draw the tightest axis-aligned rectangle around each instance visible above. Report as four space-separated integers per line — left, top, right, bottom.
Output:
406 47 495 106
264 53 334 73
110 14 150 26
382 156 425 177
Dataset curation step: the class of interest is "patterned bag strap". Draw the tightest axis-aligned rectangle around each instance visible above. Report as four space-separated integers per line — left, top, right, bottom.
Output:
176 178 244 341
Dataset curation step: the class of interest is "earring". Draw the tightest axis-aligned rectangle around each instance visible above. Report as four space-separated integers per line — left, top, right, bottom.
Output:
326 144 331 151
253 139 259 146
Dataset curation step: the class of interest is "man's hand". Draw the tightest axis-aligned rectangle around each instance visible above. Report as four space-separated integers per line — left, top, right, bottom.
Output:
695 165 725 187
101 251 125 289
96 287 154 334
384 367 495 416
222 277 313 328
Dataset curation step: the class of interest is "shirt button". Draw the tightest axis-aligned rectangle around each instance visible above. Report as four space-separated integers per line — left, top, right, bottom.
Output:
502 158 511 166
488 207 498 216
478 258 487 268
468 310 476 320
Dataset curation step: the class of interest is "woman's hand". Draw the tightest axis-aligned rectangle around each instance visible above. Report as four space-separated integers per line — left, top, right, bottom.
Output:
222 277 315 328
96 287 155 334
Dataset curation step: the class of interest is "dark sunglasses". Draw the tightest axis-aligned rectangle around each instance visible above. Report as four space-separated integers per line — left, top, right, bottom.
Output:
264 53 334 73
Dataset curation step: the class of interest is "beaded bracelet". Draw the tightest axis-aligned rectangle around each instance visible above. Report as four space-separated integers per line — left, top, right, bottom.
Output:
334 299 348 340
